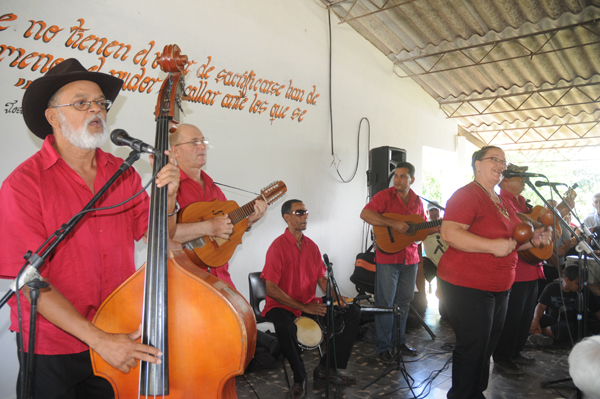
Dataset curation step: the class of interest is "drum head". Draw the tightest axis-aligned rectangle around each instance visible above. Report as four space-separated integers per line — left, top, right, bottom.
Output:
295 316 322 350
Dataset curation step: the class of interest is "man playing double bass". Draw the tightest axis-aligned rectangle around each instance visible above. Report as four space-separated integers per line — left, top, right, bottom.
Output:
0 59 180 398
170 123 267 288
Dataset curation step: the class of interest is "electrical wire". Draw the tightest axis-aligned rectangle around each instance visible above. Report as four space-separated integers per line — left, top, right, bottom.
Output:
326 7 370 183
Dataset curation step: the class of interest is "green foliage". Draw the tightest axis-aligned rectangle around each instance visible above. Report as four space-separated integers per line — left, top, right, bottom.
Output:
422 168 442 203
508 152 599 221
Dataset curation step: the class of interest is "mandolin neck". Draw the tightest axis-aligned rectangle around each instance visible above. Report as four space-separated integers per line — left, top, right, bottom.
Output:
229 197 260 225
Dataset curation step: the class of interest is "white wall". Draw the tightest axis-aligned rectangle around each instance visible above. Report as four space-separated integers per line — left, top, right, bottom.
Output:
0 0 458 396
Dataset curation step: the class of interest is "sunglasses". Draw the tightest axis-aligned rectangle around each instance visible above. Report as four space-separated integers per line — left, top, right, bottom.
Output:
290 209 309 216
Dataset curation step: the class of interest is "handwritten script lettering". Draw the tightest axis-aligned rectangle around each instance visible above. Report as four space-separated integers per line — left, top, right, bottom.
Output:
5 100 22 114
0 14 320 124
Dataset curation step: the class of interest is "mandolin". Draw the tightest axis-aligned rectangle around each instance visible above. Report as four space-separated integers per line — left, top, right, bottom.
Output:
178 180 286 269
373 213 442 254
519 184 577 264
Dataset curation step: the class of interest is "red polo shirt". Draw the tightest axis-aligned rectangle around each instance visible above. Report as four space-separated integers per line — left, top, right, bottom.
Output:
363 187 426 265
261 229 326 317
0 135 149 354
176 169 236 288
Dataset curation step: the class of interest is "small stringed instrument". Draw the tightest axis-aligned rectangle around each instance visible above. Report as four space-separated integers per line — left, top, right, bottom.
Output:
373 213 442 254
519 184 577 264
178 181 286 269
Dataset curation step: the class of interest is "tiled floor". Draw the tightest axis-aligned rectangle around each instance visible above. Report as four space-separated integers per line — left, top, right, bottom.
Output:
236 297 579 399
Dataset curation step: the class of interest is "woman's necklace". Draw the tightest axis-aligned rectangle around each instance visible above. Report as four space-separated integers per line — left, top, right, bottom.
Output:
474 180 511 221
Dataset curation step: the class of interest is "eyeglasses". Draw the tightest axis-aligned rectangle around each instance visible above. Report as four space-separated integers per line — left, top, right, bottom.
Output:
480 156 508 167
51 99 113 111
173 138 209 147
290 210 309 217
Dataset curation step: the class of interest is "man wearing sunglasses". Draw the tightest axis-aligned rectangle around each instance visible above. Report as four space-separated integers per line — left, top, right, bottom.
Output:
261 200 360 399
170 123 267 288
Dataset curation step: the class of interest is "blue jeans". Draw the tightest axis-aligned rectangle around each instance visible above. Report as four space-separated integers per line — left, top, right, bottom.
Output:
374 262 418 354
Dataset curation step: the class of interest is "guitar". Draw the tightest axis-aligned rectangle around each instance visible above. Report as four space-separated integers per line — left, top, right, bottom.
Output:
178 181 287 269
373 213 442 254
519 184 577 264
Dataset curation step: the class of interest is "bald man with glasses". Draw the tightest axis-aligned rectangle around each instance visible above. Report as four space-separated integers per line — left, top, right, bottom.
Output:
170 123 267 288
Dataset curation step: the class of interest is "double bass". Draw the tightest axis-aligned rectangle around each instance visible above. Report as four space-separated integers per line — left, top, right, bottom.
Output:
91 45 256 398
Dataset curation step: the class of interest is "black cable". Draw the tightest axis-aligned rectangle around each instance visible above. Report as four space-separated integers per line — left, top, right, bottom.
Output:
326 7 370 183
242 373 261 399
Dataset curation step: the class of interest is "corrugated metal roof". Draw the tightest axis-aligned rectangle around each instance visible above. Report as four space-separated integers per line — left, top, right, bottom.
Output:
323 0 600 160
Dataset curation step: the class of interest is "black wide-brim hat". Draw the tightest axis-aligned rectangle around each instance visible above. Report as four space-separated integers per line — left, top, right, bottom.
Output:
22 58 124 139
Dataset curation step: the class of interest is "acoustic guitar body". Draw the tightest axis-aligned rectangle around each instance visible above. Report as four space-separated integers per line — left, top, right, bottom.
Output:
178 200 248 269
373 213 430 254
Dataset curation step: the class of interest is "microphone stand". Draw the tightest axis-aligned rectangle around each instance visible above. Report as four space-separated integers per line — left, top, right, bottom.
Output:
526 179 600 398
0 150 143 399
324 259 332 399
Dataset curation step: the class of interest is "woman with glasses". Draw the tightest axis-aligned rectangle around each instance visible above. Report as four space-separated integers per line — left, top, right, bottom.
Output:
436 146 552 399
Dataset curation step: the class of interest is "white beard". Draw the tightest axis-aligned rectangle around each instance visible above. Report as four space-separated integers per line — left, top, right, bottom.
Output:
58 111 108 150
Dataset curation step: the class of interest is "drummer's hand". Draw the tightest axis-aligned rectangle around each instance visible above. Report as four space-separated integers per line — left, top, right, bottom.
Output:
303 302 327 317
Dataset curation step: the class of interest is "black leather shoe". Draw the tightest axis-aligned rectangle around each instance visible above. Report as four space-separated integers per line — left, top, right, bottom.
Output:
313 367 356 385
378 350 393 363
399 344 418 357
290 379 306 399
494 360 525 375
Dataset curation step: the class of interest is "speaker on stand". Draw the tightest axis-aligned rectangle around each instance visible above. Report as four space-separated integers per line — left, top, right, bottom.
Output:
367 146 407 199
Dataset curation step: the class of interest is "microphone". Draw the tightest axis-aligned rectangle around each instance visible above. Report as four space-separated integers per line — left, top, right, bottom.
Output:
323 254 330 266
534 181 568 188
502 170 545 179
110 129 155 154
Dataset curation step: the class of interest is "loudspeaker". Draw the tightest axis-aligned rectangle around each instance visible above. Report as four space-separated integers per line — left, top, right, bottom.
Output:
367 146 407 199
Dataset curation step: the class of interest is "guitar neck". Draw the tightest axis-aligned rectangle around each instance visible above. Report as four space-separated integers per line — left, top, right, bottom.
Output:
409 219 442 232
229 198 259 225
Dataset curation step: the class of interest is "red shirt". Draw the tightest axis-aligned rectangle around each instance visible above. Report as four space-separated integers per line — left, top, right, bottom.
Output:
261 229 326 318
363 187 426 264
437 182 520 292
500 189 544 282
0 135 149 354
176 169 235 288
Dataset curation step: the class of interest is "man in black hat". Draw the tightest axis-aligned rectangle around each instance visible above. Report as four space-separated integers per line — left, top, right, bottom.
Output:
492 163 545 376
0 59 179 398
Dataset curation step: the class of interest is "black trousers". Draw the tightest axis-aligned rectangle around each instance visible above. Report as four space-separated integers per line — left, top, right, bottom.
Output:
493 280 538 362
16 347 113 399
440 279 509 399
265 304 360 383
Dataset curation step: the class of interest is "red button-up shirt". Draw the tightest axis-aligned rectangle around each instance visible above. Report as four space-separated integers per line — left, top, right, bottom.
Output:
0 135 149 354
261 229 326 318
176 169 236 288
363 187 426 265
